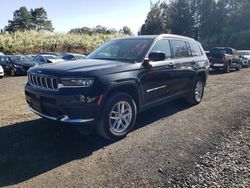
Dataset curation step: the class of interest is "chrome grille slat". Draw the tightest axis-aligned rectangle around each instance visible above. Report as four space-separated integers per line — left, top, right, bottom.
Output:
28 74 58 91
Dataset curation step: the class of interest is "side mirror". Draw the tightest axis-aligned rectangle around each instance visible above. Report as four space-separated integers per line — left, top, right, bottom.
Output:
148 52 166 62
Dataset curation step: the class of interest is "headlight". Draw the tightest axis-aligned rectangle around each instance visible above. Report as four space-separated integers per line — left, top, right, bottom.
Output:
60 78 95 88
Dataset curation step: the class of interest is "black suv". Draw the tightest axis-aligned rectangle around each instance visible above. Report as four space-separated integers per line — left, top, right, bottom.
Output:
25 34 209 140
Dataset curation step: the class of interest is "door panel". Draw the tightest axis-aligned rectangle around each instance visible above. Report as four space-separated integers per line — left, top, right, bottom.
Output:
139 60 177 105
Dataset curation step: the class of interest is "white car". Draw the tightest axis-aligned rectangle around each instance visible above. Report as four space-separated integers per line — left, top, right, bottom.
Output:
238 50 250 68
0 65 4 78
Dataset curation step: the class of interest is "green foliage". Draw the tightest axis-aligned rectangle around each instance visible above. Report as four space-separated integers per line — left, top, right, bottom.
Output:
140 0 250 49
120 26 133 35
139 2 167 35
168 0 194 37
30 8 54 32
5 6 54 32
0 31 123 54
70 25 132 35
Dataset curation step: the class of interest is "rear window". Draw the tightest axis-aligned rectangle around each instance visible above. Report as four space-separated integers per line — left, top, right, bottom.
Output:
171 40 190 58
210 48 233 55
189 42 203 56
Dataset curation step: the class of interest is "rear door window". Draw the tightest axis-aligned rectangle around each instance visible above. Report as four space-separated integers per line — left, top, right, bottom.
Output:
171 40 190 58
150 39 171 59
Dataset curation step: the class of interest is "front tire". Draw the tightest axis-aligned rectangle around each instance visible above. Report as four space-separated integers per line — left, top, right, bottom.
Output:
186 77 205 105
10 68 16 76
96 92 137 140
236 63 242 71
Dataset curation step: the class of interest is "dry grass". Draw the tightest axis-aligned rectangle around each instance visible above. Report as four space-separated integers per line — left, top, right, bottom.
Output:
0 31 124 54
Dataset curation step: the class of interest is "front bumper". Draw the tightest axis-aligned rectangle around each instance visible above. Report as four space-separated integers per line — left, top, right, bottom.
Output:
29 106 94 123
242 60 249 66
25 84 101 124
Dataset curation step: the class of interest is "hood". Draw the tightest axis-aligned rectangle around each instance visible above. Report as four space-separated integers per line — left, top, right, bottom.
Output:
29 59 134 76
242 55 250 59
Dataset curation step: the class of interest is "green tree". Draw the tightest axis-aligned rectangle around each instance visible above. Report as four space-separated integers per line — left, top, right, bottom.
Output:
5 7 33 32
199 0 218 38
168 0 195 37
139 2 167 35
120 26 132 35
30 8 54 32
5 6 53 32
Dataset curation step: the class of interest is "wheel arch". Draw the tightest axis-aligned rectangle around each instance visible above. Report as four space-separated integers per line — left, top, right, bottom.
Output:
103 80 142 112
196 69 207 85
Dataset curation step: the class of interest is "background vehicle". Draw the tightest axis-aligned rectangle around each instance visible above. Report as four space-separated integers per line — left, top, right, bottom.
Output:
33 54 63 64
207 47 242 73
62 53 86 61
0 65 4 78
238 50 250 68
0 55 37 76
25 34 209 140
37 52 63 56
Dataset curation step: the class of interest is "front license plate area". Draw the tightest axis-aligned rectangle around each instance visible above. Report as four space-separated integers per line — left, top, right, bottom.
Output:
31 99 42 112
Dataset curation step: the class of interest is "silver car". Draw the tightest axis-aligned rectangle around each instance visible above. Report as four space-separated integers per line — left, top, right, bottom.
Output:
238 50 250 68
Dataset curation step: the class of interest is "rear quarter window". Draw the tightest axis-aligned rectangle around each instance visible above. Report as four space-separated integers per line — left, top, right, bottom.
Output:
189 42 203 56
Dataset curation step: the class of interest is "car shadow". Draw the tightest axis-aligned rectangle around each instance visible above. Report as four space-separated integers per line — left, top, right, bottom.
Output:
209 69 237 75
0 100 191 186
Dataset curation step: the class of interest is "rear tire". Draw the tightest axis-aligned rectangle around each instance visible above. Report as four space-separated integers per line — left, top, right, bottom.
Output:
186 77 205 105
96 92 137 140
224 64 230 73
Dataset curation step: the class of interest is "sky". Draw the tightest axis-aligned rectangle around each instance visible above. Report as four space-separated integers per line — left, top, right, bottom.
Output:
0 0 158 34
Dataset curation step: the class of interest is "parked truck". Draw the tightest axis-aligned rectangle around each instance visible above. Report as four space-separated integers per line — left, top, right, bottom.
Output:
207 47 242 73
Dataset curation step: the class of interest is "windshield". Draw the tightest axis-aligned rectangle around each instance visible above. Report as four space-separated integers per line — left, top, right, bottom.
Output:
238 51 250 56
87 39 153 62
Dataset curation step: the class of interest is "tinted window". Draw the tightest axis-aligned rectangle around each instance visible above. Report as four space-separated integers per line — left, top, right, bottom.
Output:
210 48 233 55
189 42 202 56
63 55 75 60
171 40 190 58
38 56 45 62
150 39 171 59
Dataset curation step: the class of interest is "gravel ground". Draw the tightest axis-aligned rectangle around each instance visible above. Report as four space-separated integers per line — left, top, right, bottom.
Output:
0 69 250 187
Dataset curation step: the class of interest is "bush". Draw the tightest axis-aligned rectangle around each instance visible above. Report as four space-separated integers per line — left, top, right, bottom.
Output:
0 31 124 54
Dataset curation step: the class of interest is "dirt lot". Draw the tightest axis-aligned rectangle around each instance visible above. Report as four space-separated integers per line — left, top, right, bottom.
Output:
0 69 249 187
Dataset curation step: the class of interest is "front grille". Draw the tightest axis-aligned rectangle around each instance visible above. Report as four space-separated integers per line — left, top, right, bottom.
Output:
28 74 58 90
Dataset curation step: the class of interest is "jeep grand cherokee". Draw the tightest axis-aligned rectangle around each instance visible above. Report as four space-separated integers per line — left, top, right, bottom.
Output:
25 34 209 140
